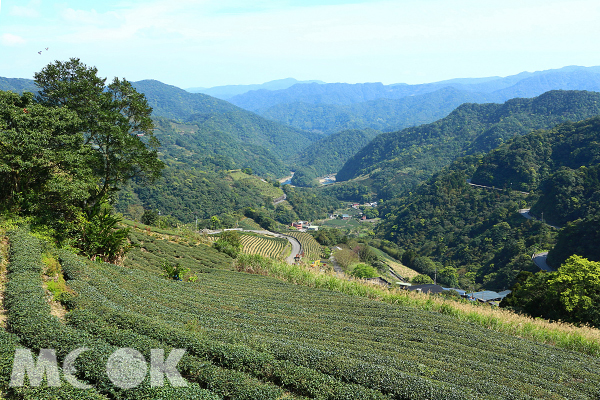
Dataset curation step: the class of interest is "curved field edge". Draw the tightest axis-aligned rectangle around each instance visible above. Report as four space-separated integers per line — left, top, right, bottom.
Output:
234 254 600 357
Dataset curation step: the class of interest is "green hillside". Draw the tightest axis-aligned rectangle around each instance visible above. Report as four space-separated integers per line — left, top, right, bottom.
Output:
0 77 37 93
290 128 380 185
337 90 600 198
153 117 288 177
133 80 321 161
376 116 600 291
3 227 600 399
115 167 285 223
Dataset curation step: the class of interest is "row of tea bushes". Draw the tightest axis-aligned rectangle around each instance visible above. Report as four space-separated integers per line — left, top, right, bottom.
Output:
58 239 600 399
4 229 219 399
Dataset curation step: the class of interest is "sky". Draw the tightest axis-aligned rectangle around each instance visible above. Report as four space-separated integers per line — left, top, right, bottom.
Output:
1 0 600 89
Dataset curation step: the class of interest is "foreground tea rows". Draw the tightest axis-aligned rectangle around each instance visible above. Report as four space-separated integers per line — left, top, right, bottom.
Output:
3 228 600 399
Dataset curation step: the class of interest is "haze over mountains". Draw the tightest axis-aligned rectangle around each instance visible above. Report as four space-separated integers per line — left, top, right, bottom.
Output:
186 78 325 99
221 65 600 135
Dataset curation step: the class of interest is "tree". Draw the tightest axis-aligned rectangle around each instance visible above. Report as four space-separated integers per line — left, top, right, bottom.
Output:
351 263 378 279
213 230 242 258
502 255 600 327
412 274 434 284
34 58 164 214
0 91 89 217
141 209 159 226
210 216 222 230
548 255 600 325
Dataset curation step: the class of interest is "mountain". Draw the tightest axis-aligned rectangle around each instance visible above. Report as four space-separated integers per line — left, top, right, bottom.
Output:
226 66 600 136
0 77 37 93
131 80 320 161
336 90 600 199
375 116 600 291
229 66 600 112
289 128 380 186
186 78 325 99
260 87 494 135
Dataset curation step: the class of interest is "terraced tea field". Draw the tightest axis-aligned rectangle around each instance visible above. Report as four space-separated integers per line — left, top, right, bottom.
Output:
284 231 323 261
239 234 289 259
3 228 600 399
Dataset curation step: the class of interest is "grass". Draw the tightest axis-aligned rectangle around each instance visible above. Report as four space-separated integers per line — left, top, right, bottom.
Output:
226 169 285 200
235 254 600 357
370 247 420 280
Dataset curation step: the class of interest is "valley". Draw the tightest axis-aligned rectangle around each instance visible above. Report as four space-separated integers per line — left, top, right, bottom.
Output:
1 60 600 398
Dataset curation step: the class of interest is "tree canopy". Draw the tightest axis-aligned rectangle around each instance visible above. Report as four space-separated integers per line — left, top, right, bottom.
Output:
34 58 164 213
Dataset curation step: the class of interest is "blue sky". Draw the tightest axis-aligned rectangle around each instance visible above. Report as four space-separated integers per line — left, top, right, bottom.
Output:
1 0 600 89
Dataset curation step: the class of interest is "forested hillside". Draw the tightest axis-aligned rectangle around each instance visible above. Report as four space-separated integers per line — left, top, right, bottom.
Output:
337 90 600 198
289 128 379 185
133 80 321 160
0 77 37 93
376 116 600 291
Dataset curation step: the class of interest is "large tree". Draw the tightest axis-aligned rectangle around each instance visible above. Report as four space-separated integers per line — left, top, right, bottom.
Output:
502 255 600 327
34 58 164 214
0 91 90 217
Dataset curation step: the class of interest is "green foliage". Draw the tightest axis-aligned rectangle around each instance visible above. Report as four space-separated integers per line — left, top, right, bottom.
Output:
273 204 297 225
290 129 380 177
243 208 278 231
161 260 190 281
116 166 280 223
283 185 342 221
132 79 319 161
213 230 242 258
547 215 600 267
503 255 600 327
338 90 600 199
0 90 87 219
140 209 159 226
79 204 130 263
34 58 164 213
290 166 319 187
377 155 553 290
412 274 434 284
350 263 378 279
312 227 349 246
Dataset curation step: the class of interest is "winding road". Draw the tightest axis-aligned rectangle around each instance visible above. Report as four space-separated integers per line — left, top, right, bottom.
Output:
205 228 301 265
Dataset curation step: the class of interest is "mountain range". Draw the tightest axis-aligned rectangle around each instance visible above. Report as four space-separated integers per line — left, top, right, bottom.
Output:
336 90 600 198
186 78 325 99
225 66 600 135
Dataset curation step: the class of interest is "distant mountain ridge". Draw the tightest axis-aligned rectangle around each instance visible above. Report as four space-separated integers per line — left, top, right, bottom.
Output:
186 78 325 99
336 90 600 198
226 66 600 135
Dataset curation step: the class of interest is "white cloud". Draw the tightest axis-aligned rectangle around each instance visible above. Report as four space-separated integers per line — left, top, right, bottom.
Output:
1 33 27 46
9 0 42 18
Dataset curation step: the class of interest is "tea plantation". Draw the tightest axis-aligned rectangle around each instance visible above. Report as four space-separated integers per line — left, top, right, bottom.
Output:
3 228 600 399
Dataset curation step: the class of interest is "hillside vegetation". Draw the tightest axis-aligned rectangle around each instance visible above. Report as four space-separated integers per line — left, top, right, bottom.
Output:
337 90 600 198
4 227 600 399
377 116 600 292
290 128 380 185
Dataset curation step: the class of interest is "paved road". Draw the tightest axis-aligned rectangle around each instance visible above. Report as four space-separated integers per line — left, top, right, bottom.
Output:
273 194 287 205
467 179 530 195
284 235 302 264
518 209 562 229
532 252 554 272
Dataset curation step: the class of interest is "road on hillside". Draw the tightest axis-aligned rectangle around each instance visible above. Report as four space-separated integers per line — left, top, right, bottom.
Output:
283 235 302 264
518 208 562 229
532 252 554 272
